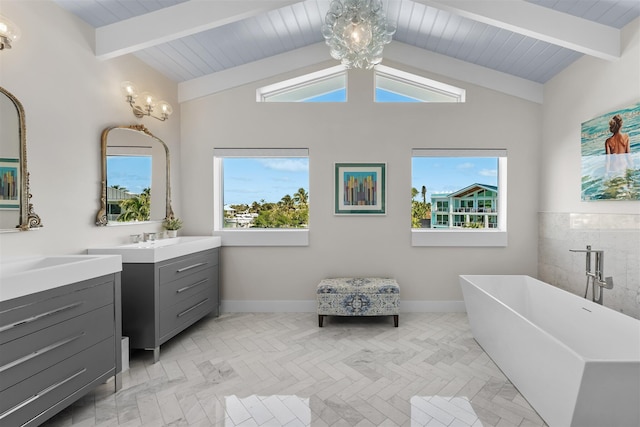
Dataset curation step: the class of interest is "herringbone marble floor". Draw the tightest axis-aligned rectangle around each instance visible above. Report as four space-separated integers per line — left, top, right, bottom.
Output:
41 312 548 427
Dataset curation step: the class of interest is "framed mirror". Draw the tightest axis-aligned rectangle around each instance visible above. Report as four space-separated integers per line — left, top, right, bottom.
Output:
96 124 173 226
0 86 42 232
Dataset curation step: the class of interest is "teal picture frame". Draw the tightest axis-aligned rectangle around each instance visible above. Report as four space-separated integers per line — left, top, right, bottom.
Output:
334 162 386 215
0 158 20 209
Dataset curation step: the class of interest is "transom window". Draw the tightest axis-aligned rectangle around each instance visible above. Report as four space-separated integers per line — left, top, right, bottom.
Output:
375 65 465 103
257 66 346 103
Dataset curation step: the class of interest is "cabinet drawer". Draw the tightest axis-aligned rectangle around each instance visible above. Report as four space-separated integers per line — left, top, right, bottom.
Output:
159 266 215 310
0 305 114 392
0 337 114 427
0 278 113 345
159 289 214 339
158 249 218 284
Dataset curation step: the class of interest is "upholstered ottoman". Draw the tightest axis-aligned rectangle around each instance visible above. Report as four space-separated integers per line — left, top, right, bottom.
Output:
317 278 400 327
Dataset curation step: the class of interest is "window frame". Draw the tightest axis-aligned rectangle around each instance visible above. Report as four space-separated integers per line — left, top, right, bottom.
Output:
256 66 347 103
213 148 310 247
375 65 466 103
411 149 508 247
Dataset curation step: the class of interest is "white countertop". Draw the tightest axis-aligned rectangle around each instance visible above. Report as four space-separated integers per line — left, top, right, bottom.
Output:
88 235 221 263
0 255 122 302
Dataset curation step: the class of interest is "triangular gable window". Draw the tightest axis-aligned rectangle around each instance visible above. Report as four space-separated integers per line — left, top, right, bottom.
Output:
257 66 346 103
375 65 465 103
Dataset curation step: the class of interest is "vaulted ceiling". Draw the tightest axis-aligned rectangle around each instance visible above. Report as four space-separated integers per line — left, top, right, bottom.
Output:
52 0 639 103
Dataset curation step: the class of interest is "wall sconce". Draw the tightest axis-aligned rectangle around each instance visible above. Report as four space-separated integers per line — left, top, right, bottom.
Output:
0 15 21 50
120 81 173 121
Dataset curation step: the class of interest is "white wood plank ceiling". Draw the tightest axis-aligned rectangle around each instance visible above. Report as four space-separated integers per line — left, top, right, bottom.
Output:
51 0 639 103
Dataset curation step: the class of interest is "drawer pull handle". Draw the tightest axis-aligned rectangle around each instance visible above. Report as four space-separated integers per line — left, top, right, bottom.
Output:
177 298 209 318
176 279 208 294
0 368 86 420
0 302 84 333
0 332 85 373
176 262 207 273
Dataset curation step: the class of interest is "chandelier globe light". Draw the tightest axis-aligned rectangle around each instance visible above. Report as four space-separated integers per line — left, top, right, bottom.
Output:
322 0 396 70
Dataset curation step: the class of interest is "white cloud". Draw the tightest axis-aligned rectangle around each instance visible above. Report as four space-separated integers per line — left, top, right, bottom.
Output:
457 162 475 169
259 159 308 172
479 169 497 177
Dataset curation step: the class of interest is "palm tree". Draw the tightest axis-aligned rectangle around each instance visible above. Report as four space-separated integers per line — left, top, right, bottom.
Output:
279 194 294 210
421 185 427 204
117 188 150 221
411 187 418 200
293 188 308 207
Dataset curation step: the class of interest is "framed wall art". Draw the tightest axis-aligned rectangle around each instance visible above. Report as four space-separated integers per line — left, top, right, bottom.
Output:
581 102 639 201
0 158 20 209
334 162 386 215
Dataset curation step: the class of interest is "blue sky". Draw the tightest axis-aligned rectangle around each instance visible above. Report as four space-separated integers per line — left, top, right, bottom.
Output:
303 88 420 102
223 158 309 205
106 156 152 194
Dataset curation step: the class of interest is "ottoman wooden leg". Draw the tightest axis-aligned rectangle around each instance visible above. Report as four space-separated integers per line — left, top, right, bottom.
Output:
318 315 324 327
393 315 399 327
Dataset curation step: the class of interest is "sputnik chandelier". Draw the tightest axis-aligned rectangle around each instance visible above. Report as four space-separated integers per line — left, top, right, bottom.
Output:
321 0 396 69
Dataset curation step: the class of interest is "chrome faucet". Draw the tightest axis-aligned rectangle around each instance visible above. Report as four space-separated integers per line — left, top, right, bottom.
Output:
569 245 613 305
142 232 157 242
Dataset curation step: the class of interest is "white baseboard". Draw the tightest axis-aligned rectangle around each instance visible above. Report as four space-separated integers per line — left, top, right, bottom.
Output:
221 300 466 313
399 300 466 312
221 300 317 313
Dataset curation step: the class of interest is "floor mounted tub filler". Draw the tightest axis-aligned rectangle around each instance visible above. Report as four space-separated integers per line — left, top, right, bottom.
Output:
460 275 640 427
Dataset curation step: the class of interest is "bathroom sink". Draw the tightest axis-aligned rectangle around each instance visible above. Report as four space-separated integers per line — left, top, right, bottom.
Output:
88 236 221 263
0 255 122 302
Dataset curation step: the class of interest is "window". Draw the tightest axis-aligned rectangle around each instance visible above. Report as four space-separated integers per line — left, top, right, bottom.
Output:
213 148 309 246
375 65 465 103
411 149 507 247
257 66 346 102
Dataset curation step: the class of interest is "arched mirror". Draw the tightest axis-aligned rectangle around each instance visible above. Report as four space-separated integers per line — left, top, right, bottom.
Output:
0 86 42 232
96 124 173 226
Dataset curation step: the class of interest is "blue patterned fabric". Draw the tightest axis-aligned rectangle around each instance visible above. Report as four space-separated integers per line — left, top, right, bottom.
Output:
317 278 400 316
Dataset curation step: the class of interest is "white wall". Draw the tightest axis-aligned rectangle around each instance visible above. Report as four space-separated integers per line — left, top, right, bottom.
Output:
0 0 181 256
180 64 542 309
539 17 640 318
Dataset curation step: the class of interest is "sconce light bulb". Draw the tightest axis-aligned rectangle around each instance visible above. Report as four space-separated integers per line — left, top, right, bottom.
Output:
120 81 138 99
0 15 21 49
158 101 173 116
140 91 155 108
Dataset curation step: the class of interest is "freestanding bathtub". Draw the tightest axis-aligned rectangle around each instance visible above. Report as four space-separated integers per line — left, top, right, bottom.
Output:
460 275 640 427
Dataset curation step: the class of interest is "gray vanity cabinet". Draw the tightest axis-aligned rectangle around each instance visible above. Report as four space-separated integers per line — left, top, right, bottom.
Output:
0 273 121 427
120 248 219 362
